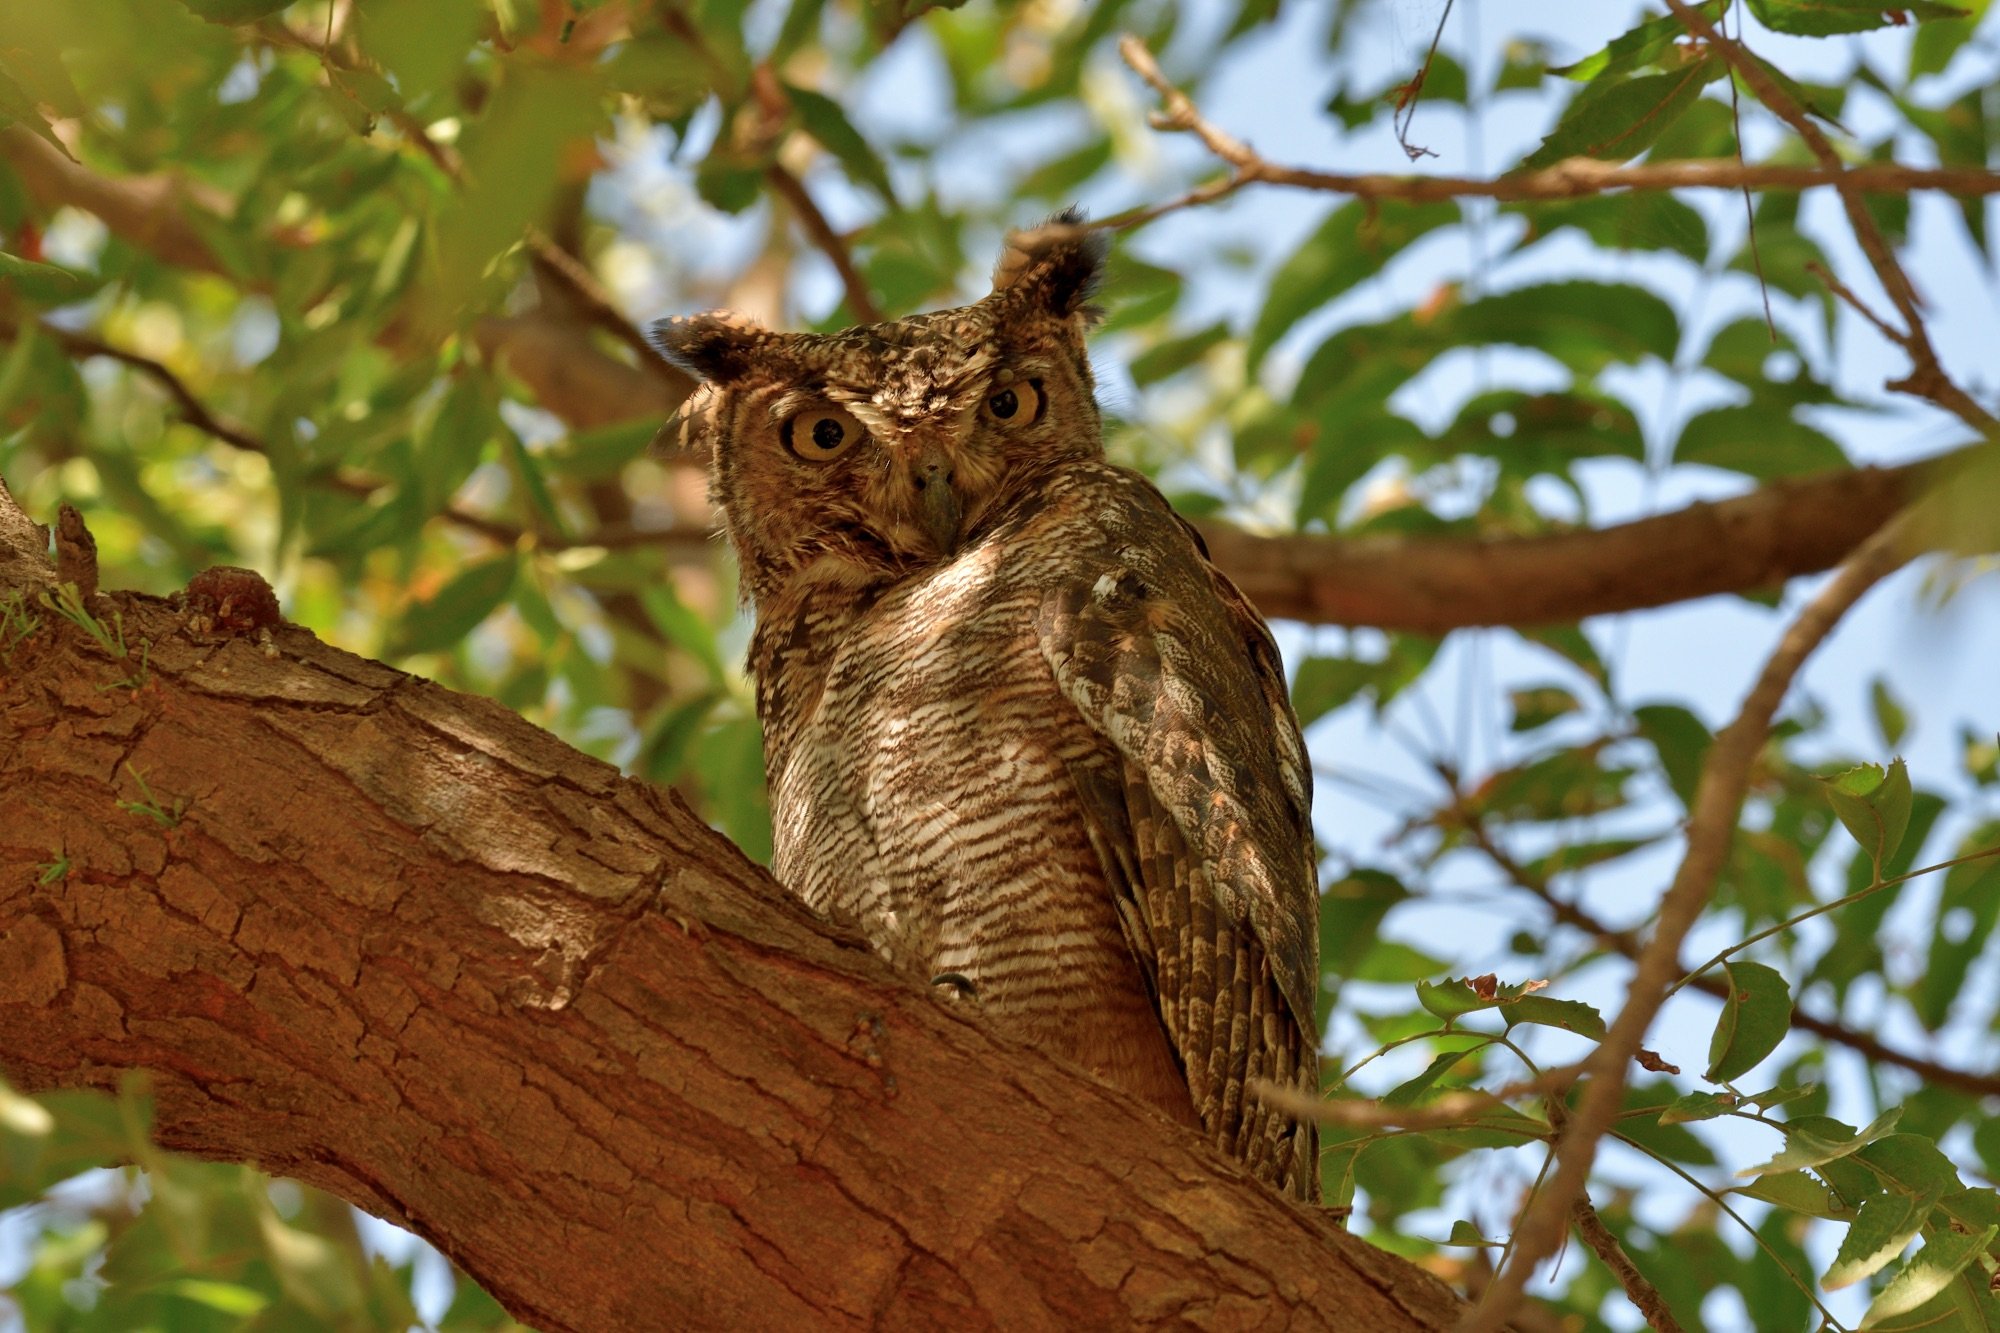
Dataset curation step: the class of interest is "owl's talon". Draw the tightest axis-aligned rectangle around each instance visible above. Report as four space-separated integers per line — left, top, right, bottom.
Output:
930 972 978 1002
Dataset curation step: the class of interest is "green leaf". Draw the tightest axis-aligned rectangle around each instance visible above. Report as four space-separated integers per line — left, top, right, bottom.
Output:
1826 1190 1936 1291
1862 1225 1998 1327
1128 321 1231 386
389 554 519 657
1443 1219 1506 1247
1550 5 1721 81
1503 192 1710 260
1248 200 1460 368
1518 623 1610 689
1416 975 1541 1021
0 251 86 301
1674 405 1848 478
640 579 725 684
1384 1047 1481 1105
164 1278 271 1316
1617 1081 1719 1165
1870 677 1910 751
431 63 607 317
1740 1109 1903 1178
359 0 484 105
1295 411 1427 525
1916 837 2000 1029
1348 940 1450 985
1319 868 1413 987
1508 684 1580 733
1748 0 1968 37
1520 55 1724 170
0 58 78 162
1661 1090 1739 1124
421 375 499 513
1634 703 1713 809
1910 0 1993 78
1705 960 1794 1082
1456 280 1682 370
1734 1169 1859 1219
178 0 295 21
1823 760 1914 878
1501 995 1606 1041
785 82 897 204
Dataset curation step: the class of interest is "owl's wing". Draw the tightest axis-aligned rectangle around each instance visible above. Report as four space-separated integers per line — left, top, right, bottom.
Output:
1035 467 1320 1199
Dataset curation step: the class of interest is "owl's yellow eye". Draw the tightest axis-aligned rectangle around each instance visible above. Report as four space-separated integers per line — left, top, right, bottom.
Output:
985 379 1045 426
782 406 865 462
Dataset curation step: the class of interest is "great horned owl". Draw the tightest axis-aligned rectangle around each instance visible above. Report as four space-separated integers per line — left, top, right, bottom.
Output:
652 213 1321 1199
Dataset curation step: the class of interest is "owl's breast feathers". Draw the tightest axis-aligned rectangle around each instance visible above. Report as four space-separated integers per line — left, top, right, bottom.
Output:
750 460 1320 1200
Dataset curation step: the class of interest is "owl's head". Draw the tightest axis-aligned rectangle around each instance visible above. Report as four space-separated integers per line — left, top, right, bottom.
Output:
651 211 1108 604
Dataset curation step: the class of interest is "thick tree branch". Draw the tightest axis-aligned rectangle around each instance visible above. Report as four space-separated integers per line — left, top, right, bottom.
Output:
1196 451 1941 630
0 477 1469 1333
1461 510 1917 1333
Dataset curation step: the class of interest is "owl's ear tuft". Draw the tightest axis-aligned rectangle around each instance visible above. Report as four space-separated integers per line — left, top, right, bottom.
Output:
648 311 769 383
992 205 1109 323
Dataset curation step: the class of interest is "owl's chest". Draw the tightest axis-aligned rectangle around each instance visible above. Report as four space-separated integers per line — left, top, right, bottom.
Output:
752 542 1108 956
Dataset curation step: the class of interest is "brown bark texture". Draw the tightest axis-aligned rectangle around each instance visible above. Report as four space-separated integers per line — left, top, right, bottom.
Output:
0 479 1467 1332
1197 456 1928 632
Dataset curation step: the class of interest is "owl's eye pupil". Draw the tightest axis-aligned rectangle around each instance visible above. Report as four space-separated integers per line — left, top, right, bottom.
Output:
811 418 845 451
989 388 1019 419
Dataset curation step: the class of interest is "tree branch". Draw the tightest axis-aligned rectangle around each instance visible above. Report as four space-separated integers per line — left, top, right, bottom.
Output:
1571 1194 1685 1333
1195 450 1942 630
1478 833 2000 1100
0 476 1468 1333
1460 509 1918 1333
764 162 885 325
0 93 1965 636
1109 36 2000 227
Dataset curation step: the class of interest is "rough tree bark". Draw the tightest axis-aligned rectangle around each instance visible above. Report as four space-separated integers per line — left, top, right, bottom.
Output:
0 476 1470 1332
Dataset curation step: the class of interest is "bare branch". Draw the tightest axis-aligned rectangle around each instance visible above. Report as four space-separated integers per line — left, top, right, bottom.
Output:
1461 509 1919 1333
765 162 886 325
1572 1194 1686 1333
1256 1066 1578 1131
1109 37 2000 225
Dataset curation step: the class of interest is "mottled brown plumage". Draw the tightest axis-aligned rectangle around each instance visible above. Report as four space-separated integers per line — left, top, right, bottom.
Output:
652 213 1321 1199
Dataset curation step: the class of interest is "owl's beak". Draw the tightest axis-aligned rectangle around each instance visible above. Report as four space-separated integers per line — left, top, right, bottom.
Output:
911 450 962 556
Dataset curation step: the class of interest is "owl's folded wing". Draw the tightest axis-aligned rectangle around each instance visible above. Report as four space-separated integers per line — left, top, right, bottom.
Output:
1035 471 1320 1198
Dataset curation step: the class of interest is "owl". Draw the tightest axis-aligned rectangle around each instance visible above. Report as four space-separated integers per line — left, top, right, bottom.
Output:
651 211 1321 1200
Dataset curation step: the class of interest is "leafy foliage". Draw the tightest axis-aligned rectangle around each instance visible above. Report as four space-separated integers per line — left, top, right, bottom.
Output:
4 0 2000 1329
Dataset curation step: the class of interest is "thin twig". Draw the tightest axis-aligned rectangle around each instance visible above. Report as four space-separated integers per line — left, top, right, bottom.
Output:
1572 1193 1688 1333
764 161 885 324
14 319 710 555
1662 0 1999 437
1459 510 1918 1333
1456 813 2000 1099
30 323 266 455
1806 259 1906 345
1112 35 2000 219
1393 0 1455 161
1254 1065 1580 1131
1723 4 1776 341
